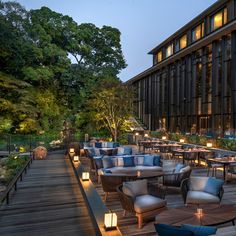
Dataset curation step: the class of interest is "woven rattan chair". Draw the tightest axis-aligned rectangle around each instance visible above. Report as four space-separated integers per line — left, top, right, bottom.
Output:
117 182 166 228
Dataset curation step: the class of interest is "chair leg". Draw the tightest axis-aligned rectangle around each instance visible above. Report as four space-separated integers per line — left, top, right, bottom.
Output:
137 215 143 229
104 192 108 202
207 167 210 176
123 210 126 217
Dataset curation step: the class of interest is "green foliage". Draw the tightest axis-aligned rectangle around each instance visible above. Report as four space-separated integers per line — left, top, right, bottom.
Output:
216 139 236 151
88 79 133 141
0 154 29 184
0 1 127 136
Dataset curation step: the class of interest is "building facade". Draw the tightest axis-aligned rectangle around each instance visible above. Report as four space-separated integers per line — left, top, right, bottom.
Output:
128 0 236 137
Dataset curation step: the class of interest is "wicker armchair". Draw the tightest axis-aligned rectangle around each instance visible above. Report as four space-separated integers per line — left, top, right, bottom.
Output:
117 181 166 228
100 174 128 201
162 167 192 188
181 177 224 205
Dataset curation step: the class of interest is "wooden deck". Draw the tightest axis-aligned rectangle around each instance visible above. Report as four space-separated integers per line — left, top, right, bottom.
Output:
81 156 236 236
0 151 97 236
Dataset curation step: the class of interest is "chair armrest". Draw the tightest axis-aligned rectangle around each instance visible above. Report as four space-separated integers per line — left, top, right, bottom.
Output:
116 185 135 213
148 183 166 199
219 186 224 202
180 178 189 204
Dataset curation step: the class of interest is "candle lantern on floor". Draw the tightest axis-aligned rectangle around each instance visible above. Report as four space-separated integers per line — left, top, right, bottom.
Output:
104 210 117 231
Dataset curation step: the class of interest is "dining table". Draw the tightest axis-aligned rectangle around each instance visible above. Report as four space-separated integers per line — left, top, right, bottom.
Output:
207 156 236 181
172 148 212 165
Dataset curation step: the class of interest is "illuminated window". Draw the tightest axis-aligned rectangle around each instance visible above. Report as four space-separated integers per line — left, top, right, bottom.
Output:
166 44 173 58
211 8 227 31
192 23 204 42
180 35 187 49
157 51 162 62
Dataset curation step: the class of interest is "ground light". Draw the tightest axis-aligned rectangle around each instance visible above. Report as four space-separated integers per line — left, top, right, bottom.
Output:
82 172 90 181
73 155 79 162
104 211 118 231
206 142 213 148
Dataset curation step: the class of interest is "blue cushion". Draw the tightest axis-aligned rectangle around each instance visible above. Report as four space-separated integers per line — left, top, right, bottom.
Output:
106 142 114 148
204 177 224 196
113 142 120 148
95 142 102 148
103 169 112 173
123 156 135 167
94 157 103 169
112 148 118 156
175 163 185 172
102 157 114 169
153 155 162 166
143 155 154 166
154 224 193 236
123 147 132 155
181 224 217 236
99 149 109 155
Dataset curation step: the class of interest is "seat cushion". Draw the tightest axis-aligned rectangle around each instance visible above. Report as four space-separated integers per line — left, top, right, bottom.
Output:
204 177 224 196
102 157 114 169
189 177 209 191
143 155 154 166
181 224 217 236
175 163 185 172
134 195 166 213
153 155 162 166
180 165 191 173
94 157 103 169
186 191 220 204
123 156 135 167
122 179 148 198
95 142 102 148
154 223 193 236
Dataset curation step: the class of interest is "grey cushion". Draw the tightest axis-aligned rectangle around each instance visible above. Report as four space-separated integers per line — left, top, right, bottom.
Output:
134 195 166 213
186 191 220 204
189 177 209 191
134 155 144 166
102 157 114 169
123 179 148 198
117 157 124 167
107 166 162 174
180 165 191 173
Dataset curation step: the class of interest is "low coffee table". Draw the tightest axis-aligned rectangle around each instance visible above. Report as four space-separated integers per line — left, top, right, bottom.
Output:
155 204 236 226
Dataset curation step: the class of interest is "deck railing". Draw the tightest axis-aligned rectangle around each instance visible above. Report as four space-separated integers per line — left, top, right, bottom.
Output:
0 157 33 205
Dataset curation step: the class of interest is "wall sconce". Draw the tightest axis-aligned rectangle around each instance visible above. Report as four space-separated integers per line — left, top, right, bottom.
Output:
144 133 149 137
69 148 75 153
162 136 167 140
104 211 117 231
73 155 79 162
206 142 213 148
179 139 185 143
135 132 139 136
82 172 90 181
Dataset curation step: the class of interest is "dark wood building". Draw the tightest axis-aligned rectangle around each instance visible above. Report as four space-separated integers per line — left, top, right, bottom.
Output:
127 0 236 137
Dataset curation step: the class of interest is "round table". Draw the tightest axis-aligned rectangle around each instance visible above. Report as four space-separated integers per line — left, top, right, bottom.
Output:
155 204 236 226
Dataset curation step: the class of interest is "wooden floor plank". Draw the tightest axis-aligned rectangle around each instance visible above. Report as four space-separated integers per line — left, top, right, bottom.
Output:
0 151 97 236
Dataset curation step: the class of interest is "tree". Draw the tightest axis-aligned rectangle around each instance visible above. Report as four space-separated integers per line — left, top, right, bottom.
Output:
89 80 133 141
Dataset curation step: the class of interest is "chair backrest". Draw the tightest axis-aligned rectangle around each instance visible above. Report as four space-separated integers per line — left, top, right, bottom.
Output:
100 174 124 192
188 176 209 191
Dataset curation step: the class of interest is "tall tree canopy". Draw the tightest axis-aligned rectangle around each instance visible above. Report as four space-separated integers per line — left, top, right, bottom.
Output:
0 1 126 135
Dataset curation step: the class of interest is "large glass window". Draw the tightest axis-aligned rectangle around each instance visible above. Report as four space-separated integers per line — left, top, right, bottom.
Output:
180 35 187 49
166 44 173 58
192 23 204 42
211 8 227 31
157 51 162 63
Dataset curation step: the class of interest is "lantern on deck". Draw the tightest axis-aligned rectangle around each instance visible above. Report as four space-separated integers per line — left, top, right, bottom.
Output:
82 172 90 181
104 211 118 231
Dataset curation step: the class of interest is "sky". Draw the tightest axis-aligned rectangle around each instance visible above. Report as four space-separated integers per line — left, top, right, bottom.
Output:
14 0 217 81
